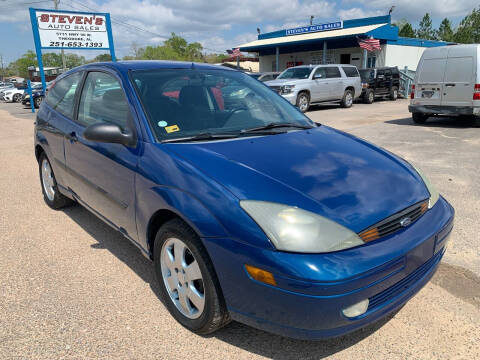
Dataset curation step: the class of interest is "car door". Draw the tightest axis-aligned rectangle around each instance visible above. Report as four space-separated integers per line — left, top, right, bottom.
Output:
441 55 474 107
40 71 84 190
64 70 140 239
311 67 328 102
324 66 343 99
375 69 386 94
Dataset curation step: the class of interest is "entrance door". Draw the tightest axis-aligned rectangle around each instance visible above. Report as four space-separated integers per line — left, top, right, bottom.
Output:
340 54 351 64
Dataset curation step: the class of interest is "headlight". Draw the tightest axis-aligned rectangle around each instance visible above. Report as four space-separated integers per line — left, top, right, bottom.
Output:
240 200 364 253
281 85 295 94
411 165 439 209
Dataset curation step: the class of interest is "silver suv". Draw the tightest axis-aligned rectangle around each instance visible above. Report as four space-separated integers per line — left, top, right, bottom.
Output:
265 65 362 112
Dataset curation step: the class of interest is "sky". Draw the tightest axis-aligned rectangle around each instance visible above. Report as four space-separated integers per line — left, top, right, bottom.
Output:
0 0 476 65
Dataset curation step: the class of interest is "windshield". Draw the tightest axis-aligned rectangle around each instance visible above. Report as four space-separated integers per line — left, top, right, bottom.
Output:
359 69 374 82
131 68 313 141
277 67 312 80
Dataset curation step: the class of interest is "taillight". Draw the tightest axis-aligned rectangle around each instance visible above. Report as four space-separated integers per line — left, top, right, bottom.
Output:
410 84 415 99
474 84 480 100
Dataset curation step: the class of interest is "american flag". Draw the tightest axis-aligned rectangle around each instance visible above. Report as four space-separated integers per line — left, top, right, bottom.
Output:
357 37 381 51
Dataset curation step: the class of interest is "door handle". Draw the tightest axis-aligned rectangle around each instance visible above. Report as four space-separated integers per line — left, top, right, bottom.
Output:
445 83 456 87
67 131 78 143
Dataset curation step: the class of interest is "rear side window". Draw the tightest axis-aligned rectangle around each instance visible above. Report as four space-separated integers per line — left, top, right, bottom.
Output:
77 72 130 130
46 72 83 118
445 57 473 83
418 58 446 83
342 67 359 78
325 67 341 78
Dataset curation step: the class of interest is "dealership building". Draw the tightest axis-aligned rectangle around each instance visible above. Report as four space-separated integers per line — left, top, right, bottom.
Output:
238 15 452 73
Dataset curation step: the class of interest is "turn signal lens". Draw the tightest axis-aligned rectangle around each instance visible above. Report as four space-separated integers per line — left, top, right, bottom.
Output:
245 265 276 286
359 227 380 242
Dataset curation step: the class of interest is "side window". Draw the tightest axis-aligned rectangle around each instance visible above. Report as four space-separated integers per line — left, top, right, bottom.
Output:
342 67 359 78
77 72 130 130
377 70 385 78
325 67 341 78
313 68 326 79
45 72 83 118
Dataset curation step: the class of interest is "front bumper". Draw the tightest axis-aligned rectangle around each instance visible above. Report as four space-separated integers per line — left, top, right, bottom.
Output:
203 196 454 339
409 104 480 116
280 92 297 105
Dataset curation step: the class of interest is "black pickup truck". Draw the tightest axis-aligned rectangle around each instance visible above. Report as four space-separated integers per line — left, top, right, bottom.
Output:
359 67 400 104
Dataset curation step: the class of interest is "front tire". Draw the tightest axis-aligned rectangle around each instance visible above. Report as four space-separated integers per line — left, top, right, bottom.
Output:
363 90 374 104
390 87 398 101
412 112 428 124
341 89 354 108
296 92 310 113
13 93 22 102
153 218 230 335
34 96 43 108
38 153 74 209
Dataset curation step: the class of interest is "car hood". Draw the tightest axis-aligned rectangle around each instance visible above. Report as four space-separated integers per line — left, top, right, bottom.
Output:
265 78 309 87
166 126 430 233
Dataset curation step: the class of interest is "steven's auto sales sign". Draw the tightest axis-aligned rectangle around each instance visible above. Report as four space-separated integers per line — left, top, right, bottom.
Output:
34 10 110 49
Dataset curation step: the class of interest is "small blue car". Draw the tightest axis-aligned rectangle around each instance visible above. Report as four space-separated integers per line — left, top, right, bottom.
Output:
34 61 454 340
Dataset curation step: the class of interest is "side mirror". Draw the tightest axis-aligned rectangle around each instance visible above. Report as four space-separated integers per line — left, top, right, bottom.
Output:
83 123 135 147
313 74 323 80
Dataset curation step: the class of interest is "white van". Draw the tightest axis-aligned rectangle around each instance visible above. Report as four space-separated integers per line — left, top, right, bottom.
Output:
409 44 480 123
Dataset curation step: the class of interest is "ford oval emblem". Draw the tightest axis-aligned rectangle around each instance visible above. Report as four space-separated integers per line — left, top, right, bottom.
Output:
400 217 412 227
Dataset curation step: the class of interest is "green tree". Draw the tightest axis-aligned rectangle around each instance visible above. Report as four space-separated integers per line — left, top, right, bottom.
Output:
135 33 206 62
64 53 85 68
398 22 416 38
416 13 436 40
454 8 480 43
8 50 37 78
92 53 112 62
437 18 454 42
42 53 62 67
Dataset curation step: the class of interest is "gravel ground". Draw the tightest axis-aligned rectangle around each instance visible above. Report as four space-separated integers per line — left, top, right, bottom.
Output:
0 100 479 359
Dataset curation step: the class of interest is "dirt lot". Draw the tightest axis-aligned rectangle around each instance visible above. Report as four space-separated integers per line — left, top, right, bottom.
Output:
0 100 479 359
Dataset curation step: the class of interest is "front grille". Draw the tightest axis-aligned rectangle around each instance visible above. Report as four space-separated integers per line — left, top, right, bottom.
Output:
367 250 441 311
359 200 428 242
268 85 282 94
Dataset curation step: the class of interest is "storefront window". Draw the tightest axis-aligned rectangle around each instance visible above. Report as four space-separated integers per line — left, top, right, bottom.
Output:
367 56 376 68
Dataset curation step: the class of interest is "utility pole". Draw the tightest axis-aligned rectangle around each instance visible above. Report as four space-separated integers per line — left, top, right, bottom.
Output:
0 54 4 82
53 0 67 71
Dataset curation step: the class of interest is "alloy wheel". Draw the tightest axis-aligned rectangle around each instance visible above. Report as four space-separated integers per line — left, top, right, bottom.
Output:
160 237 205 319
369 91 374 103
41 159 55 201
346 93 353 107
298 95 308 112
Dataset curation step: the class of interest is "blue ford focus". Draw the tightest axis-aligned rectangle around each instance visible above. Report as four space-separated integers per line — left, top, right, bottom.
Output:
35 61 454 340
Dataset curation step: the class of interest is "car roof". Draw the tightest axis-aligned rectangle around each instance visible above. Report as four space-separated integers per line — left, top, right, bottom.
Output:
75 60 236 73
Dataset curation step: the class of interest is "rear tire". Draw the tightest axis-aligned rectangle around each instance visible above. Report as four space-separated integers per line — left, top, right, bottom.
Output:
341 89 354 108
38 153 74 210
412 112 428 124
390 87 398 101
363 90 374 104
296 92 310 112
153 218 230 335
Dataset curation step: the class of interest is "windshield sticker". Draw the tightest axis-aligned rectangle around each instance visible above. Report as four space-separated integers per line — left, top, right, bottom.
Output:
165 125 180 133
158 121 168 127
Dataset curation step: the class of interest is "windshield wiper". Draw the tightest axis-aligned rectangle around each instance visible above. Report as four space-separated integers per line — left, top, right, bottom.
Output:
161 132 241 143
242 122 315 133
